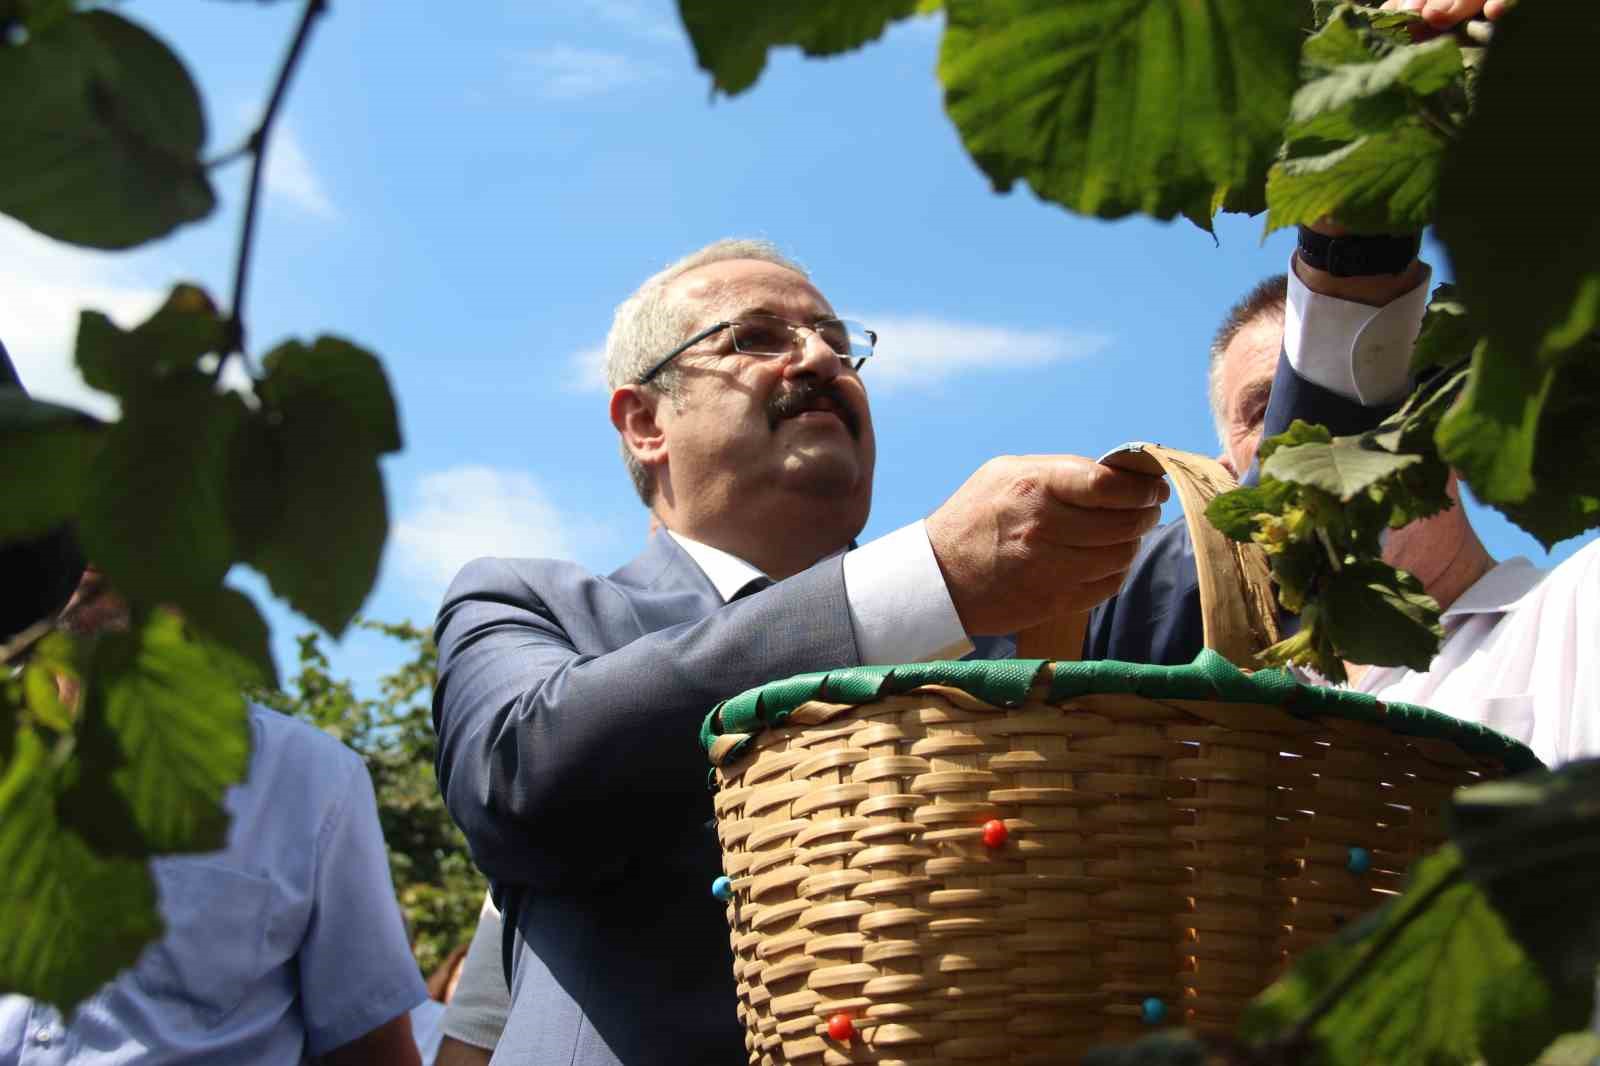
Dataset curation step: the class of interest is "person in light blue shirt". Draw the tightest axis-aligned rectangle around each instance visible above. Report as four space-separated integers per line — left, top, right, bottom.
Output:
0 701 428 1066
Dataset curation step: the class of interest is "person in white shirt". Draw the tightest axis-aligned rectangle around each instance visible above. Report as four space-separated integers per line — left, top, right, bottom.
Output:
1208 265 1599 768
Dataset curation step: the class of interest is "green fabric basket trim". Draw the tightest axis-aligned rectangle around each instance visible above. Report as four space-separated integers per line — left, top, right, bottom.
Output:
701 649 1541 774
698 659 1048 760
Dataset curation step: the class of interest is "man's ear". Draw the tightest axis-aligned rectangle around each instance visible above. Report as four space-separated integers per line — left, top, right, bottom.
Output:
610 385 668 471
1216 452 1238 480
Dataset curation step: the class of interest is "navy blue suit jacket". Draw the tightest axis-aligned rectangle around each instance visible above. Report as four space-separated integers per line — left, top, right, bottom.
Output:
431 351 1397 1065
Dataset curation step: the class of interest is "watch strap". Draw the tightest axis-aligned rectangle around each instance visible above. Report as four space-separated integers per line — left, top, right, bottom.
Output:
1296 227 1421 277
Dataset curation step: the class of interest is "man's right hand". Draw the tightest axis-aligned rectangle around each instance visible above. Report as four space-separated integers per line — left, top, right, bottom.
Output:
925 455 1168 637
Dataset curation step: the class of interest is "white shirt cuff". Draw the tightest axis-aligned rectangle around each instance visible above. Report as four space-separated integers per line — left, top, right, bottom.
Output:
842 520 973 665
1283 256 1432 406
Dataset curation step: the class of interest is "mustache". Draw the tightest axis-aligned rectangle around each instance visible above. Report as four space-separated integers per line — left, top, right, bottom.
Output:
767 380 861 439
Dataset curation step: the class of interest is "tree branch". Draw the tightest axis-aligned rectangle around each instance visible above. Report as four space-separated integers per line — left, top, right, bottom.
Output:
0 618 54 666
219 0 329 372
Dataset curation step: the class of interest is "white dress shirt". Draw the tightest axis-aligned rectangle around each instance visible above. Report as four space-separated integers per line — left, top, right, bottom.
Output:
1350 539 1600 768
668 526 973 665
1284 260 1433 405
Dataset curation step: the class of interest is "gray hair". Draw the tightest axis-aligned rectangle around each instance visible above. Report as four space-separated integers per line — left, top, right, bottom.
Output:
1208 273 1287 450
605 238 810 506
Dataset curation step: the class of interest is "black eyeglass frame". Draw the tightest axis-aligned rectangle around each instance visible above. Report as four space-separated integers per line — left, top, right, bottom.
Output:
634 317 875 386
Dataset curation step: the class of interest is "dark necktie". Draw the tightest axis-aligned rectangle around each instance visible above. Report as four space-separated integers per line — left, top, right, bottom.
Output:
730 576 774 602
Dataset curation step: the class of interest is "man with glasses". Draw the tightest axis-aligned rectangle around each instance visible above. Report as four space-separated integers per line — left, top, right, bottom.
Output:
431 235 1418 1066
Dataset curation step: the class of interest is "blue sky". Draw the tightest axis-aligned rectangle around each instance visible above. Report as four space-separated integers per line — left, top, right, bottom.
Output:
3 0 1588 688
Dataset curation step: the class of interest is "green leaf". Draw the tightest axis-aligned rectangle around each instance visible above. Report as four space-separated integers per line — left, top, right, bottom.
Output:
1267 121 1444 234
1410 283 1478 374
1261 436 1422 500
1205 479 1295 541
1267 10 1464 235
1436 333 1600 548
1434 337 1543 502
0 391 102 542
59 609 252 857
1081 1032 1211 1065
183 586 279 690
939 0 1306 225
1243 846 1577 1066
1320 558 1441 672
1457 341 1600 548
76 373 244 608
1288 34 1462 141
677 0 924 96
1304 6 1385 69
235 337 401 635
0 720 164 1011
0 10 215 249
20 631 78 733
1258 418 1333 464
1435 0 1600 361
76 283 227 399
1450 761 1600 1002
1530 1032 1600 1065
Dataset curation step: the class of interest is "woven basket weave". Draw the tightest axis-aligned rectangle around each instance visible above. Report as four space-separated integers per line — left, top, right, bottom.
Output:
701 446 1538 1066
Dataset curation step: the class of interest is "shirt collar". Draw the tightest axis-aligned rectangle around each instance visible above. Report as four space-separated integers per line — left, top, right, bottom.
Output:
1441 556 1546 621
666 531 769 603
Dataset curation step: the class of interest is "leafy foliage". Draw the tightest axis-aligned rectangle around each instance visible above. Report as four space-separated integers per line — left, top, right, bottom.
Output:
233 338 402 637
1436 329 1600 549
1449 760 1600 999
0 9 215 248
1206 400 1453 682
0 0 399 1011
0 612 251 1007
255 621 483 978
677 0 926 95
0 392 101 543
1266 8 1465 233
1435 0 1600 363
939 0 1305 226
61 610 253 858
1241 847 1588 1066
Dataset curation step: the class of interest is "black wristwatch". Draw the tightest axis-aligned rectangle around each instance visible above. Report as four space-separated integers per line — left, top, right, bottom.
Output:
1296 226 1421 277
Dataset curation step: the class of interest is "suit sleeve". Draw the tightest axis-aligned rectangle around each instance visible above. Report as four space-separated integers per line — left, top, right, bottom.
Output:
432 555 859 889
1085 349 1406 665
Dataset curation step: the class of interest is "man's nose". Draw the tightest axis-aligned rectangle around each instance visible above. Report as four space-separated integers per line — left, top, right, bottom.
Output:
783 326 843 380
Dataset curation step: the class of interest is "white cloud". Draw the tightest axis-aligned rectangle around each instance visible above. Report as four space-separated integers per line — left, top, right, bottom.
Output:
584 0 682 44
861 314 1110 389
392 466 603 596
565 343 608 392
0 216 164 418
265 126 338 220
513 46 656 100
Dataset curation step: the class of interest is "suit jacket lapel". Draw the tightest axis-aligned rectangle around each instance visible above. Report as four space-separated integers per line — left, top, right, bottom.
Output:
607 531 723 634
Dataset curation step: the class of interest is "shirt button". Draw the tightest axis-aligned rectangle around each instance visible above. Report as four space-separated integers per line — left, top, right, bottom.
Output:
32 1027 55 1045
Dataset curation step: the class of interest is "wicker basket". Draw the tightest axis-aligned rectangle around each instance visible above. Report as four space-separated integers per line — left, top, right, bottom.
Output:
701 446 1538 1066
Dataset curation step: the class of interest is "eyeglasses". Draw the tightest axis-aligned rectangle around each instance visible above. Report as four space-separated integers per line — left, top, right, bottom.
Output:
635 314 876 385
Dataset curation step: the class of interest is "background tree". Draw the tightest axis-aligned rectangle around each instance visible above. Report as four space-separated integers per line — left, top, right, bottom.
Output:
254 620 482 979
